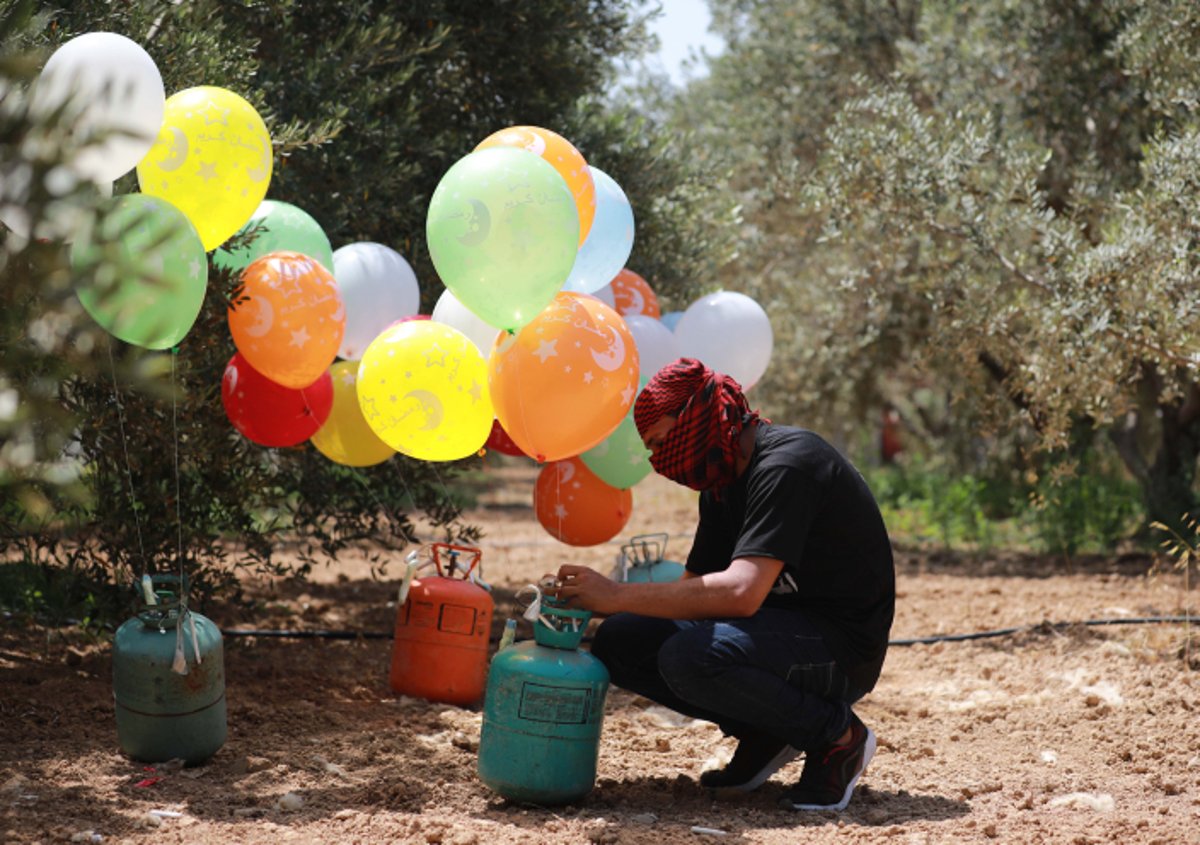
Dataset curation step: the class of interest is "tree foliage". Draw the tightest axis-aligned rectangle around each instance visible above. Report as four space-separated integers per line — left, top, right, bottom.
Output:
672 0 1200 528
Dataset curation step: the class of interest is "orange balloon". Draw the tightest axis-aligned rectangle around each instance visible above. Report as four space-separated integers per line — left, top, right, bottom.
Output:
535 457 633 546
610 268 660 319
476 125 596 247
489 291 640 463
228 250 344 388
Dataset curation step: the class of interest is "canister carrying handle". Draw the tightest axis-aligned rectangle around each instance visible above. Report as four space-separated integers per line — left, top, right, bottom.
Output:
431 543 482 580
618 532 669 578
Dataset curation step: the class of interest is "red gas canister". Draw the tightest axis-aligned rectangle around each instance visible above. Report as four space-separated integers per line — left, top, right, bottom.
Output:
389 544 493 706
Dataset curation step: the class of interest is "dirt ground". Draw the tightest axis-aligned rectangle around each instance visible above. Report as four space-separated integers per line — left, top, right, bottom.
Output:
2 463 1199 844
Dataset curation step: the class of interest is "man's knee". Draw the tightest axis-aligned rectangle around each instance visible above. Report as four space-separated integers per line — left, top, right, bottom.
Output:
656 624 719 697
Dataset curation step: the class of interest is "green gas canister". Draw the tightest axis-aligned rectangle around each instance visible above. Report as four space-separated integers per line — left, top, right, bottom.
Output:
478 598 609 804
112 575 226 764
616 532 685 583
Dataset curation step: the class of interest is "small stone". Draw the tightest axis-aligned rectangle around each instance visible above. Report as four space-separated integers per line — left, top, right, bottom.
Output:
984 823 998 838
655 738 671 752
276 791 304 812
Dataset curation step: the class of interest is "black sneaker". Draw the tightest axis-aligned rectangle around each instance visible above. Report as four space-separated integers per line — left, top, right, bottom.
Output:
699 733 801 792
779 714 876 811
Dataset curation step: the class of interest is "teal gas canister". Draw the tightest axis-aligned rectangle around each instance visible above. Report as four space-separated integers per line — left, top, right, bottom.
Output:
478 601 609 804
617 532 685 583
112 575 226 764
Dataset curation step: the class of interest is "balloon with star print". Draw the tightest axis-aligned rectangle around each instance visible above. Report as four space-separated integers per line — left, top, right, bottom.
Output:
488 291 640 463
227 250 345 389
310 361 396 466
221 352 333 448
137 85 272 251
356 320 494 462
70 194 207 349
534 456 632 547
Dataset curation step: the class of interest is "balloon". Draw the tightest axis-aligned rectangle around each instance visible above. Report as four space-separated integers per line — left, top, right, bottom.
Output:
475 125 596 246
535 457 633 547
213 200 333 277
31 32 165 183
610 268 660 318
331 242 420 360
426 147 578 331
488 291 639 463
137 86 272 251
221 352 333 447
357 320 494 462
624 314 681 381
310 361 396 466
660 310 684 332
590 282 617 310
227 251 344 389
430 288 502 358
675 291 774 390
563 167 634 295
70 194 207 349
581 377 652 490
484 419 528 458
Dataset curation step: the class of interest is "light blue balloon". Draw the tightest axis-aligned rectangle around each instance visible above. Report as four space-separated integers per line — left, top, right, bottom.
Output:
562 166 634 295
660 310 684 332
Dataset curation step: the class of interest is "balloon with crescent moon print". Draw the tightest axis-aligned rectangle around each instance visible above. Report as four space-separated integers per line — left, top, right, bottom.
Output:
610 268 660 319
227 251 344 389
137 85 272 251
475 125 596 246
534 456 632 547
356 320 493 462
221 352 333 448
488 291 640 463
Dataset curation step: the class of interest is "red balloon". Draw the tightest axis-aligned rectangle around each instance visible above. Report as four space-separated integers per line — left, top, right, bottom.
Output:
485 419 529 457
534 457 633 547
221 352 333 447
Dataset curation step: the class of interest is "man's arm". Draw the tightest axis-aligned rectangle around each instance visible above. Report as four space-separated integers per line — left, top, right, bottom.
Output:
555 556 784 620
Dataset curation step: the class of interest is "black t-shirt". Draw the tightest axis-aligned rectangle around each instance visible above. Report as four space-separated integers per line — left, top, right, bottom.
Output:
686 424 895 692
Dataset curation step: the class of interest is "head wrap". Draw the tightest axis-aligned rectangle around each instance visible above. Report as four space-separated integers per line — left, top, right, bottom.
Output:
633 358 760 491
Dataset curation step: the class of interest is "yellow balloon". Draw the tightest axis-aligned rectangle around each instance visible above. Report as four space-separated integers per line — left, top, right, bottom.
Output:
310 362 397 467
136 86 272 251
357 321 494 462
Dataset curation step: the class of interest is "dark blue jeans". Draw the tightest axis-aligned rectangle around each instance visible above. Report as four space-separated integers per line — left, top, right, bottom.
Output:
590 609 863 751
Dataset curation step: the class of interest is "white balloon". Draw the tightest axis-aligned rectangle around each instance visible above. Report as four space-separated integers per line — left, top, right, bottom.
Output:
591 282 617 310
333 242 420 360
31 32 165 183
624 314 681 381
431 288 503 358
674 291 773 390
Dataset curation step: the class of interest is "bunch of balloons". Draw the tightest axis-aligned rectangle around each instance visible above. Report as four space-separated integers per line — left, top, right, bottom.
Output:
36 30 779 550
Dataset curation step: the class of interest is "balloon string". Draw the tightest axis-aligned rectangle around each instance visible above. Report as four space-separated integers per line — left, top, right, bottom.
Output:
106 338 148 581
170 348 185 606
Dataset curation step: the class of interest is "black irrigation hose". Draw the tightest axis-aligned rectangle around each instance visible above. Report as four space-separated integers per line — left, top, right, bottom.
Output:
218 616 1195 646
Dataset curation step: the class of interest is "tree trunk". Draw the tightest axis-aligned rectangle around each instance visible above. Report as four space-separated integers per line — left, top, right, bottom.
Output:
1107 366 1200 531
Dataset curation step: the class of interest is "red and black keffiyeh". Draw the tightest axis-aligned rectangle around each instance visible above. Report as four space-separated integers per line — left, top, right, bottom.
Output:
633 358 760 492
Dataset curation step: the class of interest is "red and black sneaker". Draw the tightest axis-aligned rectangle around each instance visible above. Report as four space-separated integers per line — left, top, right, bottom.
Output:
699 732 801 793
779 714 876 811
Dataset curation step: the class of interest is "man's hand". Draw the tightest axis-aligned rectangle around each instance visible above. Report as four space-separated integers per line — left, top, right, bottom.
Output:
556 564 624 615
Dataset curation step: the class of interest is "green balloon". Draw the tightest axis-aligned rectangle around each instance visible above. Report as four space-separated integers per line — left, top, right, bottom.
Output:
212 199 334 276
72 194 208 350
426 147 579 332
581 379 652 490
